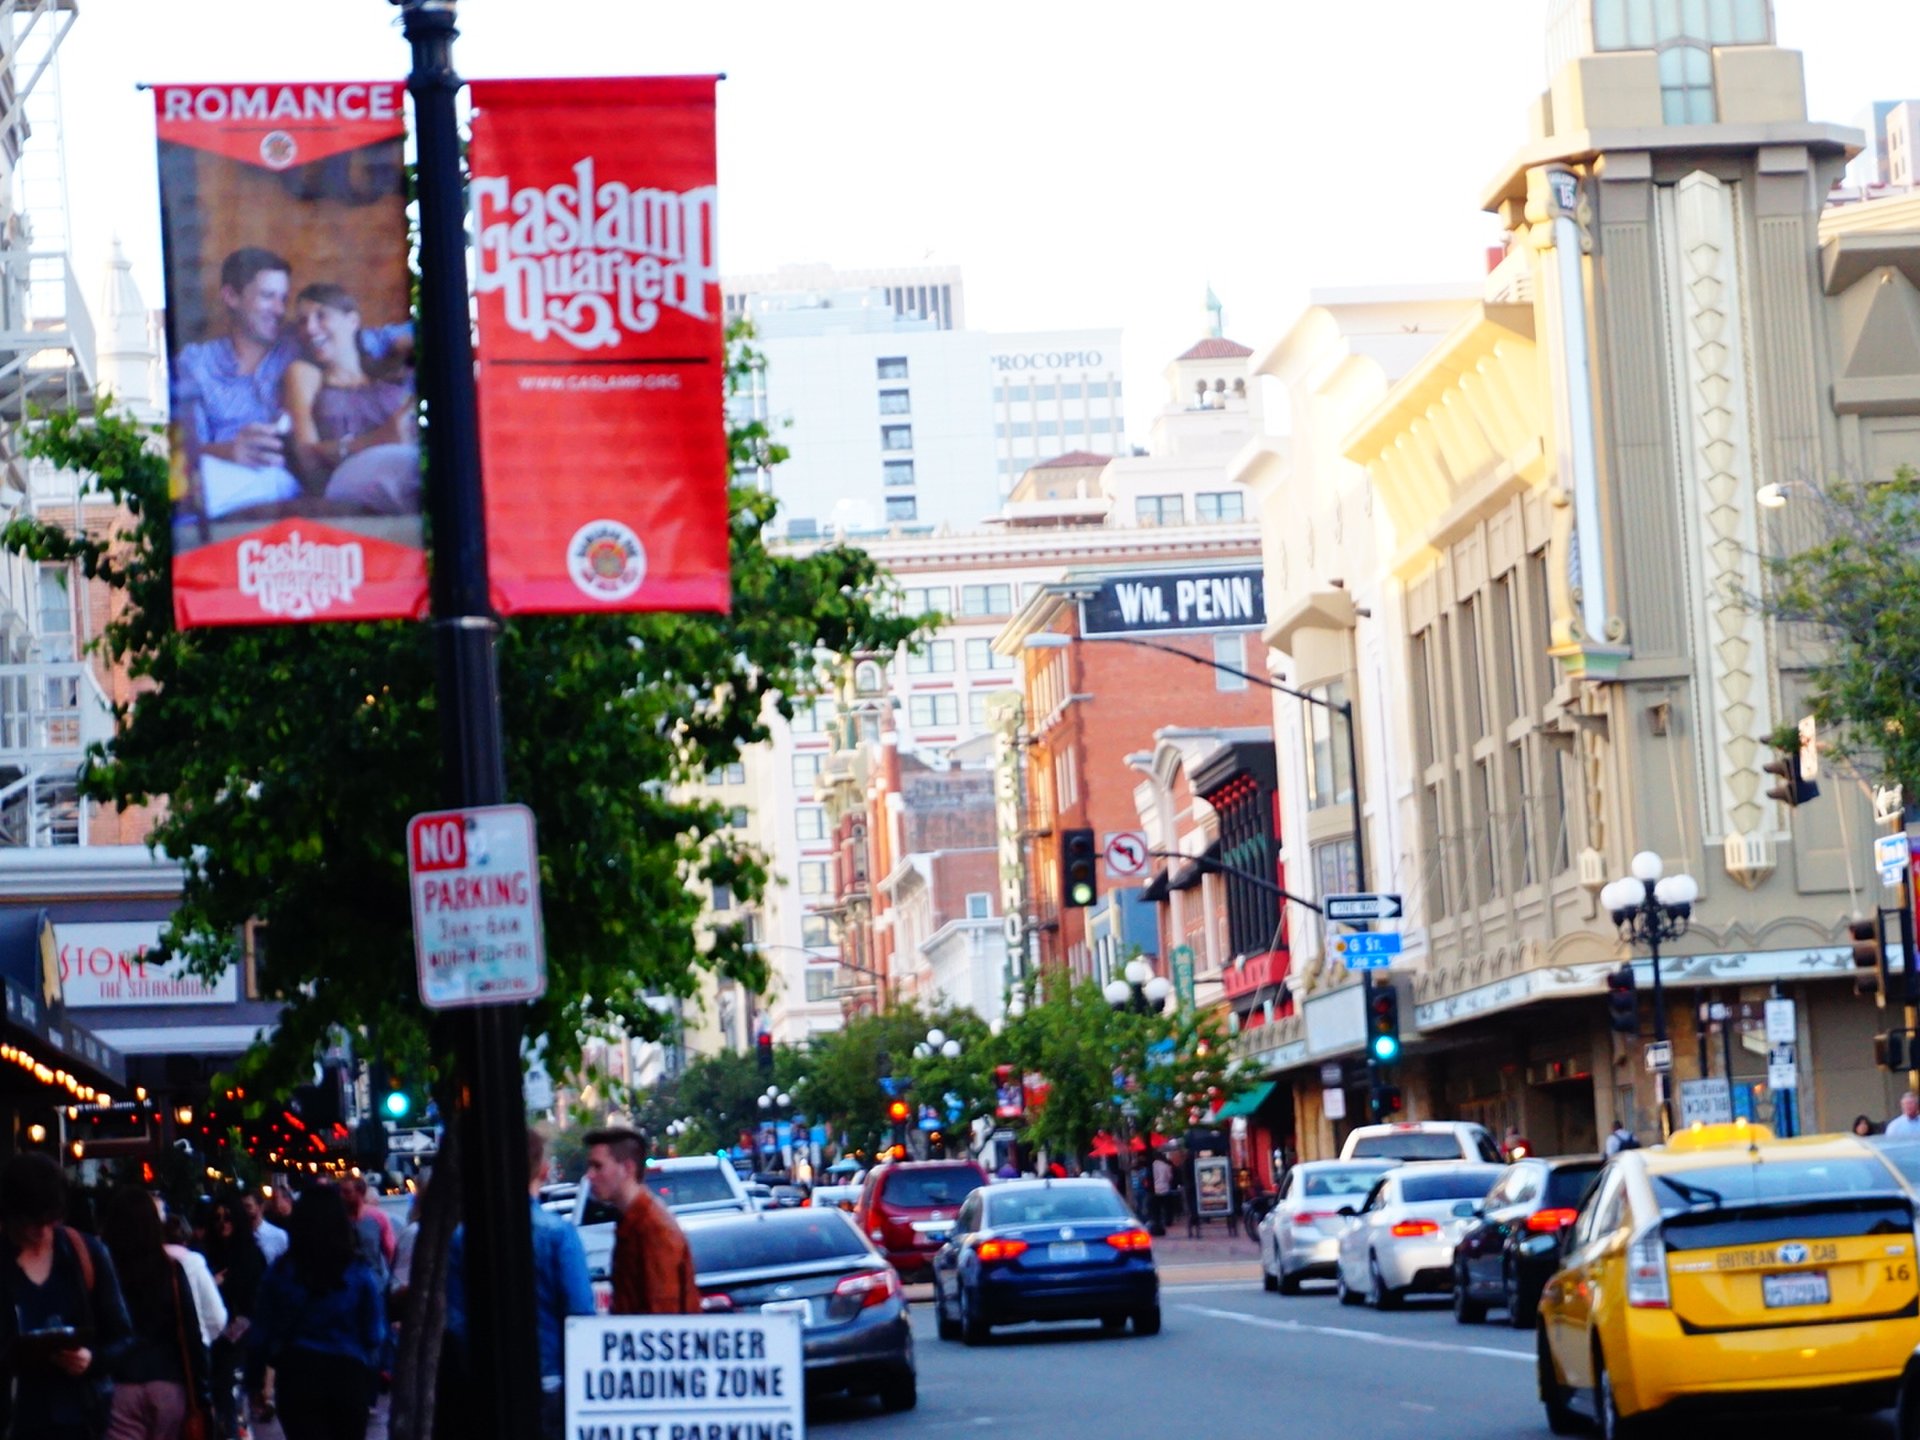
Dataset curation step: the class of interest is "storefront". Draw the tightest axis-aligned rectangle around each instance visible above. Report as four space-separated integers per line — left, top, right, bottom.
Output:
0 907 127 1159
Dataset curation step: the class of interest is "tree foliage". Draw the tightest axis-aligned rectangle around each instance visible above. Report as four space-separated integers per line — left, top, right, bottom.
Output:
1761 468 1920 792
1 333 921 1095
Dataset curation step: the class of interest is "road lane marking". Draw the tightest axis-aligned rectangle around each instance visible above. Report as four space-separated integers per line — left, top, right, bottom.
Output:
1176 1304 1533 1363
1401 1402 1438 1413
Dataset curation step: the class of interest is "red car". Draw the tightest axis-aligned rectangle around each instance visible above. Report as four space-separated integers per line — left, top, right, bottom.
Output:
855 1160 988 1281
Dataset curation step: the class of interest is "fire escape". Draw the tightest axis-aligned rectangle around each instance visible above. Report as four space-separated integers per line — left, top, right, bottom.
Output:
0 0 108 849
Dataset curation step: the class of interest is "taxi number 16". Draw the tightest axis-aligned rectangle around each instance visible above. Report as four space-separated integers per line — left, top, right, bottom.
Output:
1886 1262 1914 1283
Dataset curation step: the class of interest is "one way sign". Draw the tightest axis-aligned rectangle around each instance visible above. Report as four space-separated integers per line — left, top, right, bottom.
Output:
1324 892 1403 922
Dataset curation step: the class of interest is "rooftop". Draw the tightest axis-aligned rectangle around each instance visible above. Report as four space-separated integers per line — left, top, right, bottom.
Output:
1176 337 1254 361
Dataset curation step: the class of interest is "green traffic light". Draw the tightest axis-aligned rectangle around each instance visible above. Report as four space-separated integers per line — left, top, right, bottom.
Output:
382 1090 412 1120
1070 881 1094 905
1371 1035 1400 1063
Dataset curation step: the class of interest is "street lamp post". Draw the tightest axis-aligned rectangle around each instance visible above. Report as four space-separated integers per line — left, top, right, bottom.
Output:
1104 959 1172 1219
1600 851 1699 1138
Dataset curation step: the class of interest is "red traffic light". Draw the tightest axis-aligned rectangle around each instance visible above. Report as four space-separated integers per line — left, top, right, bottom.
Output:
887 1100 910 1124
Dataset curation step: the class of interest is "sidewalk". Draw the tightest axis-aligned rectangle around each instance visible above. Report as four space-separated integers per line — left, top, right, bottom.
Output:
1149 1218 1261 1285
256 1398 389 1440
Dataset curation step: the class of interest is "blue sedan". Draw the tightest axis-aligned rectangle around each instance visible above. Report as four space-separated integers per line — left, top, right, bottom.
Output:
930 1178 1159 1343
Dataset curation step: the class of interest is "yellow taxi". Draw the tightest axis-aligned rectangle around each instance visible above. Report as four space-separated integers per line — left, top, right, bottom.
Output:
1537 1123 1920 1438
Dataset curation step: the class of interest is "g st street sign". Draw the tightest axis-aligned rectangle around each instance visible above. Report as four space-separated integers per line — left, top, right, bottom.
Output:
1324 893 1404 922
1078 566 1265 639
1333 932 1402 969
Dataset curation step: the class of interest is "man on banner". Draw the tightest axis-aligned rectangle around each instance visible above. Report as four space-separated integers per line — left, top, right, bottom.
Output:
174 247 414 519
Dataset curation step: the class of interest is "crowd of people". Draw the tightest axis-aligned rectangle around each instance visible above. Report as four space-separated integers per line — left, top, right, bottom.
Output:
0 1123 700 1440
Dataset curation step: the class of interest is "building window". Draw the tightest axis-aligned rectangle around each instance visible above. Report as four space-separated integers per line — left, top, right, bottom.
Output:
1195 491 1245 522
900 586 948 617
711 884 733 912
878 389 911 415
792 753 822 787
1312 838 1360 902
724 762 745 785
881 425 914 452
730 807 749 829
886 496 918 522
801 914 832 949
1211 633 1247 690
883 460 915 488
854 660 887 694
964 638 1013 674
1135 495 1184 527
906 640 955 675
909 693 960 728
1591 0 1767 51
798 861 829 896
959 583 1013 617
795 806 826 841
1459 596 1487 742
804 968 837 1002
877 357 908 380
966 893 992 919
969 688 1011 728
789 697 826 734
1657 42 1715 123
1304 681 1354 808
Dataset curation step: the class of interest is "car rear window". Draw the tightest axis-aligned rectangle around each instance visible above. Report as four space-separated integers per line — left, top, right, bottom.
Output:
1544 1166 1603 1208
1303 1168 1386 1198
1350 1133 1464 1161
647 1167 738 1207
882 1168 983 1208
1651 1157 1901 1216
1873 1141 1920 1187
986 1188 1130 1227
686 1215 868 1274
1399 1170 1501 1203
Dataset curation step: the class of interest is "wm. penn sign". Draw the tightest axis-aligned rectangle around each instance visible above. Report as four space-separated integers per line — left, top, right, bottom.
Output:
1079 567 1265 639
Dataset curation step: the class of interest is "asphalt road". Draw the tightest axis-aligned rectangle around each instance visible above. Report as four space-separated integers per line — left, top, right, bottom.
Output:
809 1277 1903 1440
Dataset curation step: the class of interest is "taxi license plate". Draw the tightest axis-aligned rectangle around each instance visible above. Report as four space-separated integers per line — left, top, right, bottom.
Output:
1050 1241 1088 1262
1762 1271 1829 1309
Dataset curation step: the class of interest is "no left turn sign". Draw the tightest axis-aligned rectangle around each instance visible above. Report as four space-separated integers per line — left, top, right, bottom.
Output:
1104 831 1149 879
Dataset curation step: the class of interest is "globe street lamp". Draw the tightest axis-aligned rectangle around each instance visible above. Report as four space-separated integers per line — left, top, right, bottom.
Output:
1600 850 1699 1137
912 1027 964 1060
1105 956 1174 1015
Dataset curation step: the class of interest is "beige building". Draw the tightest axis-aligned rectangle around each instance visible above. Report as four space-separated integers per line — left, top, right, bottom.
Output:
1240 0 1920 1159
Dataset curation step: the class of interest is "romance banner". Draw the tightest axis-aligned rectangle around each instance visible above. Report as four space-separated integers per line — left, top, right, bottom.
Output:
468 76 730 615
155 83 427 627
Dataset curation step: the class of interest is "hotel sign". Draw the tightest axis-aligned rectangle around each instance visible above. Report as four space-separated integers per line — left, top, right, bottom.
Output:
1079 567 1265 639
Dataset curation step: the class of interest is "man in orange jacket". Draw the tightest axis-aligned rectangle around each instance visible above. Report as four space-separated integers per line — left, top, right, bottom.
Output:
582 1127 701 1314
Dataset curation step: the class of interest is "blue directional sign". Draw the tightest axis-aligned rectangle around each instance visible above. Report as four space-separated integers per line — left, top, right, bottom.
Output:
1335 932 1403 969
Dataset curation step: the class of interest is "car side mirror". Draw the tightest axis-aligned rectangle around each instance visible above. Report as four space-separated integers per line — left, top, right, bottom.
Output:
1337 1205 1357 1218
1452 1201 1480 1219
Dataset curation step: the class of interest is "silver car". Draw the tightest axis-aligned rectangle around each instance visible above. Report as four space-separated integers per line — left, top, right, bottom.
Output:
1257 1160 1394 1294
1333 1163 1503 1309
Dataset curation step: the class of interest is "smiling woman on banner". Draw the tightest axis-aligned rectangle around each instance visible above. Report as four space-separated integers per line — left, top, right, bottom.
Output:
283 282 421 516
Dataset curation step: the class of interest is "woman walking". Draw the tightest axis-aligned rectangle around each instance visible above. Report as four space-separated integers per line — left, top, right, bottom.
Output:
253 1186 385 1440
98 1185 211 1440
202 1193 264 1440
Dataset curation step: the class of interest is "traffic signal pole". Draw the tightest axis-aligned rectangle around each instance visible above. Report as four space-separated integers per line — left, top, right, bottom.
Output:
395 5 540 1439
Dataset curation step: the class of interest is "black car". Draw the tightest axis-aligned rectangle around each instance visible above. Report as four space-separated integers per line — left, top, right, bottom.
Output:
681 1207 916 1413
1450 1154 1602 1327
930 1177 1159 1343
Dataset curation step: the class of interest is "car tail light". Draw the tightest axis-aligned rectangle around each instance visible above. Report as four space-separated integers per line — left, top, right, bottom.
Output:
700 1293 734 1313
1390 1220 1439 1237
1294 1211 1334 1226
975 1238 1029 1263
1626 1224 1669 1309
1105 1229 1153 1252
1526 1208 1579 1233
833 1268 901 1309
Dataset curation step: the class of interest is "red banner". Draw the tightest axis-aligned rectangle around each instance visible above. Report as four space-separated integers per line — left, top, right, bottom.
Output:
155 83 427 627
468 77 730 615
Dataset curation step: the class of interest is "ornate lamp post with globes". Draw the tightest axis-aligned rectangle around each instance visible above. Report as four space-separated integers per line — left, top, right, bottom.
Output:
1600 850 1700 1138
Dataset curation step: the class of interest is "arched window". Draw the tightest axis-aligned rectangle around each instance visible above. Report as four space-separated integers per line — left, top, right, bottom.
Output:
853 659 885 696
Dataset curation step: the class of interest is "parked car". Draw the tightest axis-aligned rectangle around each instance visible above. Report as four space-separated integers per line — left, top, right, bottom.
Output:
573 1153 755 1293
1539 1125 1920 1437
745 1182 775 1210
683 1207 916 1413
1256 1159 1395 1294
854 1159 989 1281
1339 1121 1502 1164
812 1184 863 1213
1450 1154 1603 1326
1333 1163 1504 1308
930 1177 1159 1342
537 1181 578 1215
769 1184 808 1209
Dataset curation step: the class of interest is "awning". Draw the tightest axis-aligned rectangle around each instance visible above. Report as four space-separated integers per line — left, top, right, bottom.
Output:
1210 1080 1277 1120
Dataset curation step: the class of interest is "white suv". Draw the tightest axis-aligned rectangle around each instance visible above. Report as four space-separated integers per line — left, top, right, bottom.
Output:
1338 1121 1502 1164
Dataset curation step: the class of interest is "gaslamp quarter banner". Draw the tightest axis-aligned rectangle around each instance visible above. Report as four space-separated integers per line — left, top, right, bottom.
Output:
468 76 730 616
155 82 426 628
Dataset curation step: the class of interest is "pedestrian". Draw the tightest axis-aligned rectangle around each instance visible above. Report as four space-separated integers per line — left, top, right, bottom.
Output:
159 1211 225 1349
1503 1127 1534 1161
1888 1093 1920 1138
447 1130 594 1440
0 1152 133 1440
338 1179 394 1287
99 1184 212 1440
202 1191 265 1437
252 1186 385 1440
582 1127 699 1315
993 1161 1019 1180
1605 1121 1640 1155
387 1183 423 1324
239 1191 288 1267
1854 1114 1878 1138
1149 1151 1175 1237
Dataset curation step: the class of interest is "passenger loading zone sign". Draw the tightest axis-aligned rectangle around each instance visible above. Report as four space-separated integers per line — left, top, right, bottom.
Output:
566 1313 803 1440
407 804 547 1009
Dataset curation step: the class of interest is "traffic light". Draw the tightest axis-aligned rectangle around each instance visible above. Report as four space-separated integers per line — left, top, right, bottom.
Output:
886 1099 910 1125
1763 745 1819 808
1852 915 1887 998
1367 983 1401 1065
1606 965 1638 1036
381 1084 413 1122
1060 828 1097 909
756 1031 774 1074
1369 1085 1403 1120
1876 1029 1914 1071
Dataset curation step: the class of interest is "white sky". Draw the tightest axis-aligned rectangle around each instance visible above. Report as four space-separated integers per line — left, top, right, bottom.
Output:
57 0 1920 437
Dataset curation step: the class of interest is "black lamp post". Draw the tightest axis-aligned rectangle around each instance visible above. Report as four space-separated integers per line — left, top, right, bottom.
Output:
1601 851 1700 1138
